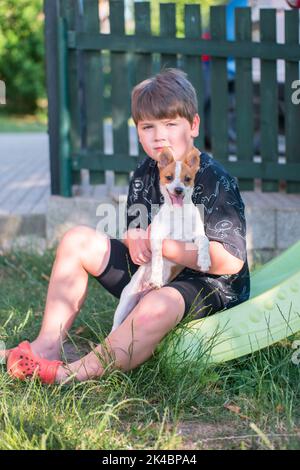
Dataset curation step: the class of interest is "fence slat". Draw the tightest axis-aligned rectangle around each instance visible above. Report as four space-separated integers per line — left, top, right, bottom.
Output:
44 0 60 195
69 32 300 61
285 9 300 193
160 3 177 69
81 0 104 185
135 1 152 84
57 15 72 196
60 0 81 187
210 6 228 162
73 152 300 180
110 0 131 186
134 2 152 161
235 7 254 191
260 9 278 192
184 4 203 150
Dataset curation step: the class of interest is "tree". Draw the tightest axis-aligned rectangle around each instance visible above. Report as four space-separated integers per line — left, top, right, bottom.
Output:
0 0 45 113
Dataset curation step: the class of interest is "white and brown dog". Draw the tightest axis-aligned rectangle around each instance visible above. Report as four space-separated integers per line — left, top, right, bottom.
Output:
111 147 211 332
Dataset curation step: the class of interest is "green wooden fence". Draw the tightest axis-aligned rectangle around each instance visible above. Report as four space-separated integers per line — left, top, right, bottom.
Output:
44 0 300 196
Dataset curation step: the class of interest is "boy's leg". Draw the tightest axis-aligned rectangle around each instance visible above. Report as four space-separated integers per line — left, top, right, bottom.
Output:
55 286 185 383
27 226 111 360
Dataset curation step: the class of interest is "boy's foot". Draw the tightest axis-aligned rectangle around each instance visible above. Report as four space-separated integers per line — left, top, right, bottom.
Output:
29 340 61 361
7 341 63 384
1 341 60 364
0 340 61 363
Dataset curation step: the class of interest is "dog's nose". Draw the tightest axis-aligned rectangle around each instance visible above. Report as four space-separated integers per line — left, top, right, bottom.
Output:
174 187 184 195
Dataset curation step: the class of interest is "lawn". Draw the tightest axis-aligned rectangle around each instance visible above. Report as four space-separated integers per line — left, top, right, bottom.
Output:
0 110 47 133
0 249 300 450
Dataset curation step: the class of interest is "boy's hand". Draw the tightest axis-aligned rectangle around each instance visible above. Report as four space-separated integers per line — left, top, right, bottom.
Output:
126 226 152 266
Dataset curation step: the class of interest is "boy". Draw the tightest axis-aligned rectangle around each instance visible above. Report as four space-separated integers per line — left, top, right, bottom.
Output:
5 69 250 384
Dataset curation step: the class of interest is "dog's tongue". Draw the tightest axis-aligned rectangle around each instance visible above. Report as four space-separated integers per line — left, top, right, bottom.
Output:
169 193 184 207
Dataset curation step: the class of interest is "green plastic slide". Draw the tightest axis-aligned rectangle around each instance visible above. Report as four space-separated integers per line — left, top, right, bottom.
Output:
163 240 300 364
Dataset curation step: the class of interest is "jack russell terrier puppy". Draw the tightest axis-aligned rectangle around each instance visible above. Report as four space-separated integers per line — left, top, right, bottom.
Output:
111 146 211 332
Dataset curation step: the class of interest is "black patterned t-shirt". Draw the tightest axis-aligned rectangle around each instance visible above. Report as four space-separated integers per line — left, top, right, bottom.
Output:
125 152 250 309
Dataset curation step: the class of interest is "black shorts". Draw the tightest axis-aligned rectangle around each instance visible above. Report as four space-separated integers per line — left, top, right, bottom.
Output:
93 238 224 321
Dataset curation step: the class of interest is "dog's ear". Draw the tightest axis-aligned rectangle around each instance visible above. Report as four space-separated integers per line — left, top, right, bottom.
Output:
185 147 201 172
157 147 174 169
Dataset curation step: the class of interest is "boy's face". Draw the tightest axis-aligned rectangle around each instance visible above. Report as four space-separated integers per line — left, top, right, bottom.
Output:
137 114 200 162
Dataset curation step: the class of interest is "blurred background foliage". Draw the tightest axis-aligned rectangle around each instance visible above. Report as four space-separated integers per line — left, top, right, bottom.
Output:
0 0 46 115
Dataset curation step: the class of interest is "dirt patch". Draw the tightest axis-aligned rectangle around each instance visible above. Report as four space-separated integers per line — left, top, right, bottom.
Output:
176 421 245 450
62 341 91 363
176 421 300 450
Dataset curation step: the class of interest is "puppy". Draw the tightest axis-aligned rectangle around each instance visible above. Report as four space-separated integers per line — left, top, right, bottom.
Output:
111 147 211 332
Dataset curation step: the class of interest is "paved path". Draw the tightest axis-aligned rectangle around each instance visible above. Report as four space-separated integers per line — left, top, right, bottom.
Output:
0 125 139 213
0 133 50 215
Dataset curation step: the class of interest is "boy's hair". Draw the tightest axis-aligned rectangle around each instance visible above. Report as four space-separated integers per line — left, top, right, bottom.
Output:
131 68 198 126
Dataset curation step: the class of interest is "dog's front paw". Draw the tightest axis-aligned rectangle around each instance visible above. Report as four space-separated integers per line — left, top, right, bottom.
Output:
147 275 163 289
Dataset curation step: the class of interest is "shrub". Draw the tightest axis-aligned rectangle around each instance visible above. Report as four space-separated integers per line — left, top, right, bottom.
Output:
0 0 45 114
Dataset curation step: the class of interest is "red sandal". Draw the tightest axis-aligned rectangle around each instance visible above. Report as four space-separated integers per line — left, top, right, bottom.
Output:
7 341 63 384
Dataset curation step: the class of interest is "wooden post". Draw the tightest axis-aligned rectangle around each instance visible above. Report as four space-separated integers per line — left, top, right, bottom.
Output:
44 0 60 195
44 0 71 196
210 6 228 163
235 7 254 191
260 9 278 192
285 9 300 193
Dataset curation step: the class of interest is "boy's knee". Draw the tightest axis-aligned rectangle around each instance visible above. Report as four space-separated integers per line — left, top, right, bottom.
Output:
133 291 172 331
57 226 110 276
57 226 107 257
58 225 92 253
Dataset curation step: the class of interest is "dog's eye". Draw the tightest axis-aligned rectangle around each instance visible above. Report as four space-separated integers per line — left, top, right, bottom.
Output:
184 176 192 183
165 175 173 181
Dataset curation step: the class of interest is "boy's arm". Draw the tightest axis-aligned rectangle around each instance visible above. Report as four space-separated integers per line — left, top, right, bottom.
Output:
122 226 151 248
162 239 244 275
124 227 244 275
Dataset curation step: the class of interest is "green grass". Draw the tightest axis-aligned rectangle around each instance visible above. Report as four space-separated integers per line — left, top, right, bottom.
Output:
0 249 300 450
0 110 47 133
